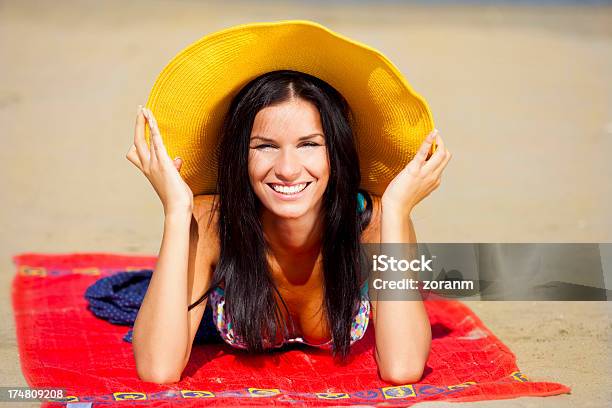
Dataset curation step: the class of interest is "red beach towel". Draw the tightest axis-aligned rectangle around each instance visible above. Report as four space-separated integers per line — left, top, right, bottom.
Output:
11 253 571 407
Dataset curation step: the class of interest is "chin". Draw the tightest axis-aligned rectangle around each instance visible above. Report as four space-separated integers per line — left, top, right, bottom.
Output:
265 202 311 220
279 209 310 220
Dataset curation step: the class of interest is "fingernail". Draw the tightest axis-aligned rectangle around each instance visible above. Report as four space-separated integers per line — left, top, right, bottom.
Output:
137 105 142 115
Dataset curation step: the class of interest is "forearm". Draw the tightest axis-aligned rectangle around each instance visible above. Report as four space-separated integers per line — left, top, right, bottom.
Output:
374 203 432 382
132 210 192 382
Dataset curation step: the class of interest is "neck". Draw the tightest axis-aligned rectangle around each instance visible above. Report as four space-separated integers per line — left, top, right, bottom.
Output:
261 209 323 257
260 203 325 283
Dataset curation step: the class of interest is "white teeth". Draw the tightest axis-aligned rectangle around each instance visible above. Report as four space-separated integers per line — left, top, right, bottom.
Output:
271 183 307 194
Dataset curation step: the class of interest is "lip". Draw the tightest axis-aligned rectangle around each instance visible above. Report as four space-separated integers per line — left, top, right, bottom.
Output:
267 182 310 187
266 182 312 201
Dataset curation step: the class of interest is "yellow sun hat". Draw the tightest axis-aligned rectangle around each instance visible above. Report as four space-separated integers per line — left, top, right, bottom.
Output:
144 19 435 197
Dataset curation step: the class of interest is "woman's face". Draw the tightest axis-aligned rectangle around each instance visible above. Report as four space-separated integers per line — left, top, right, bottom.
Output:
248 98 330 220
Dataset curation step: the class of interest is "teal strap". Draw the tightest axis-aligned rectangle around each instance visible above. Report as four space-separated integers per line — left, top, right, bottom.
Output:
357 191 366 214
360 280 369 297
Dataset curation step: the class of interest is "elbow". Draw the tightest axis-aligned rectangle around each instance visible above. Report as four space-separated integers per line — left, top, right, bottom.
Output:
376 345 430 385
136 367 182 384
377 349 428 385
132 339 186 384
379 363 425 385
134 354 184 384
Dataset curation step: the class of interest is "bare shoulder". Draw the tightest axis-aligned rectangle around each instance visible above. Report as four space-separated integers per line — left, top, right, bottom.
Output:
193 195 219 228
360 193 382 244
191 194 220 266
193 194 218 219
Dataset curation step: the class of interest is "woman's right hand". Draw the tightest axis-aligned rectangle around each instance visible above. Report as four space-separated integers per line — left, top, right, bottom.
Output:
126 106 194 216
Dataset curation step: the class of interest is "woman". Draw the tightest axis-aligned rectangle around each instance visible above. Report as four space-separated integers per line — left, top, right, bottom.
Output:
125 22 450 385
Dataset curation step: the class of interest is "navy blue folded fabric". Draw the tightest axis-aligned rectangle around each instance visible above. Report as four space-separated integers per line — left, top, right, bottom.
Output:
84 270 221 344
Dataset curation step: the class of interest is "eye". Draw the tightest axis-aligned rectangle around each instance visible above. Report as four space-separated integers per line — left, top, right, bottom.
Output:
300 142 321 148
253 144 276 150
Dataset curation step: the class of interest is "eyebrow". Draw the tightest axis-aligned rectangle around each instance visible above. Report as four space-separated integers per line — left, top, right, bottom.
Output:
250 134 324 142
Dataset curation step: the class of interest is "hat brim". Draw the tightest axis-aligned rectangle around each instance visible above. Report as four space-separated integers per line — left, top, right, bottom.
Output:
145 20 435 196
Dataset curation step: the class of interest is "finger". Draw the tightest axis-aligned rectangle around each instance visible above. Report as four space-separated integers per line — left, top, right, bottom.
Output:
432 149 452 179
143 107 170 165
144 107 165 149
142 109 158 167
412 129 438 166
126 145 144 171
431 132 445 155
173 157 182 171
422 134 447 173
133 105 149 165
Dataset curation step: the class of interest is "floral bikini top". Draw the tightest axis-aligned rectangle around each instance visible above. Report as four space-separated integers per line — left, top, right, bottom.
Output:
209 192 371 350
209 282 370 350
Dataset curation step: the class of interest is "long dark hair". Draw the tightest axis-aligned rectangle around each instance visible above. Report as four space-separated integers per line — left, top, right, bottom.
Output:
189 70 373 359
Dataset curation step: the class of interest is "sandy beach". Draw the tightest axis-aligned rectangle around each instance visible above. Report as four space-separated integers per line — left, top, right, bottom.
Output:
0 0 610 406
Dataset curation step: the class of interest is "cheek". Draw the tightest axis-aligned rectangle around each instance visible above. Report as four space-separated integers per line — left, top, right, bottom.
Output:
303 150 330 178
247 154 262 190
248 153 266 180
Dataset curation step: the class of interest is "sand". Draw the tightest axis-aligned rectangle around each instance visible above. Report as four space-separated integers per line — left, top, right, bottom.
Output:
0 0 610 406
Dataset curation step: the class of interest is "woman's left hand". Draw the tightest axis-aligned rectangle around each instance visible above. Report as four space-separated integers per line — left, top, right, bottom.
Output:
381 129 451 215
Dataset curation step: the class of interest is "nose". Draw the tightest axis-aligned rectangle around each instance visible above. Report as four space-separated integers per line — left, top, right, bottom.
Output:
274 147 301 181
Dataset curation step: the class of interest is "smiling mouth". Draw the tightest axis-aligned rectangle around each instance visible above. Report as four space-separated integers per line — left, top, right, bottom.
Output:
267 182 312 195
